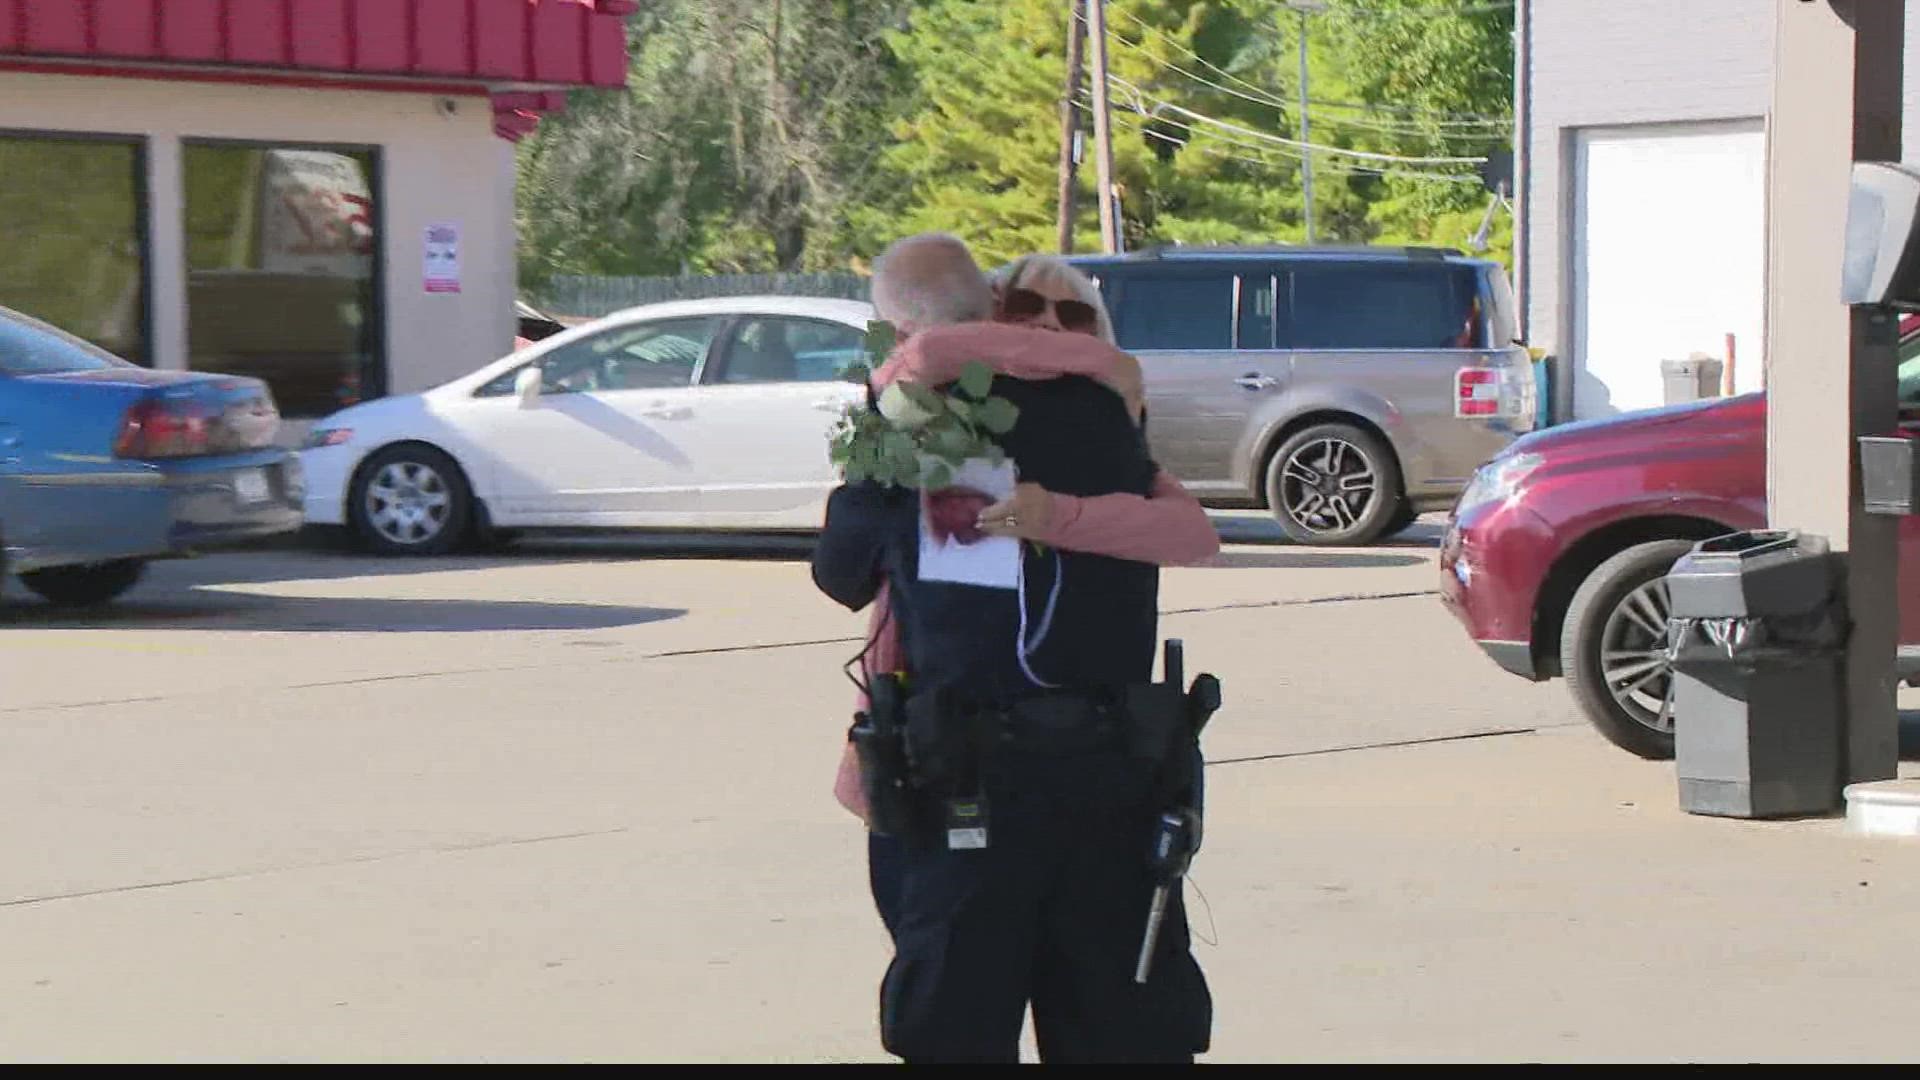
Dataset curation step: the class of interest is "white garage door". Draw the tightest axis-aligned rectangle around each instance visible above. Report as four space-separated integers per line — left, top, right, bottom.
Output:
1573 121 1765 418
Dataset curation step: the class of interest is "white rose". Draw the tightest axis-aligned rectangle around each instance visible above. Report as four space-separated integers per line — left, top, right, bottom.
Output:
877 382 937 429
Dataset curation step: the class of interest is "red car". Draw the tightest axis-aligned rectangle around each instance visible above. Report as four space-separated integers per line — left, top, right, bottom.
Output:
1441 327 1920 759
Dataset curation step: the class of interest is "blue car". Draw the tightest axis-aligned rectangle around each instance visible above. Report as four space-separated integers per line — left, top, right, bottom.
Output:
0 306 304 606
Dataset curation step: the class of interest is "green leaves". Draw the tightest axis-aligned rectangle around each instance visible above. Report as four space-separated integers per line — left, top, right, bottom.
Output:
957 359 995 400
864 319 899 365
828 367 1020 489
900 382 944 415
974 397 1019 435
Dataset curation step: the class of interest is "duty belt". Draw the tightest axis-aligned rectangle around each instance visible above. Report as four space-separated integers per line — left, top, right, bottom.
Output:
995 693 1126 753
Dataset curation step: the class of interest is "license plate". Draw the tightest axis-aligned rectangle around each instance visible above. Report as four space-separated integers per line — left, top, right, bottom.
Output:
233 468 271 504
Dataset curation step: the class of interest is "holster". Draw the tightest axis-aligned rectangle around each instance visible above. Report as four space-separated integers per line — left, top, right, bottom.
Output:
850 673 919 838
902 686 988 799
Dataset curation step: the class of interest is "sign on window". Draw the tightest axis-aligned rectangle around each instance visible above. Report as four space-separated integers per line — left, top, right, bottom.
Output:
259 149 374 278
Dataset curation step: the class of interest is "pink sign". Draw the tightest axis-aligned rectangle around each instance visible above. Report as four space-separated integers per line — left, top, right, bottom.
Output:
424 222 461 294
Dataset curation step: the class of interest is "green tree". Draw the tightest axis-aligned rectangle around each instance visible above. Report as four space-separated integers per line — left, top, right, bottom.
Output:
516 0 916 283
877 0 1352 265
514 0 1517 278
1316 0 1514 259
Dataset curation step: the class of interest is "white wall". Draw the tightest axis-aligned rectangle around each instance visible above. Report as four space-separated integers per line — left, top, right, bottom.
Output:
1526 0 1920 419
0 70 518 412
1523 0 1774 415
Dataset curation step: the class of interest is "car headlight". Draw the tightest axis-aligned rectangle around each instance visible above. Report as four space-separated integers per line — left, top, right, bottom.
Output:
1455 451 1543 516
302 427 354 450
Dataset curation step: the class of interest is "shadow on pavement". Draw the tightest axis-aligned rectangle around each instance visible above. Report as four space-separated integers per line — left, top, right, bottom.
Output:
0 591 687 634
120 533 819 591
1200 550 1427 570
136 514 1446 596
1209 513 1444 550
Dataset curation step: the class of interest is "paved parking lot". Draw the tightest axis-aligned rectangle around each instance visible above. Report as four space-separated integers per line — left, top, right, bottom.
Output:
2 514 1919 1062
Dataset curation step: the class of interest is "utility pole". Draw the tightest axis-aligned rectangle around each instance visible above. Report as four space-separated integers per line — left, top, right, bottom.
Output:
1057 0 1086 255
1289 1 1326 244
1087 0 1118 253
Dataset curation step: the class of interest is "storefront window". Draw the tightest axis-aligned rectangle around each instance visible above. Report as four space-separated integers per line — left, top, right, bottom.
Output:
183 142 382 418
0 134 148 364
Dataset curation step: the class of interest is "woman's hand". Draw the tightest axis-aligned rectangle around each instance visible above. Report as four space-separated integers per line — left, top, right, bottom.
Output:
976 482 1057 540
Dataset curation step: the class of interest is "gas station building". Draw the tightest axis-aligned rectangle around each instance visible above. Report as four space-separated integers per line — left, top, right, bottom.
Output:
0 0 632 424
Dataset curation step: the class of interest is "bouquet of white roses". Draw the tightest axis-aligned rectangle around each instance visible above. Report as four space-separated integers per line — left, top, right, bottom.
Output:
829 321 1021 491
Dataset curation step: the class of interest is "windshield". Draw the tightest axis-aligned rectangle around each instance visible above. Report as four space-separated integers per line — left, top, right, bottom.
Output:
0 306 129 376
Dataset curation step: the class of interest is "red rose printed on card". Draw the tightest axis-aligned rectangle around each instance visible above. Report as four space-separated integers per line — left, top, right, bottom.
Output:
924 487 995 546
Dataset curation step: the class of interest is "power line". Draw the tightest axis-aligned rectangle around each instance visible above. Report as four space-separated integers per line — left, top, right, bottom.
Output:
1101 99 1482 185
1306 96 1507 122
1099 4 1511 126
1128 117 1482 184
1107 74 1490 166
1112 110 1482 184
1248 0 1515 16
1105 31 1506 141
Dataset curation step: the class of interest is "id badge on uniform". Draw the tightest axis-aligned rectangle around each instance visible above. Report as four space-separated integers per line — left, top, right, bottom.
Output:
945 796 990 851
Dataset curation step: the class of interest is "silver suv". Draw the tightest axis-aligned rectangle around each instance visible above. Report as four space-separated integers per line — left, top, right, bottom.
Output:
1071 246 1536 545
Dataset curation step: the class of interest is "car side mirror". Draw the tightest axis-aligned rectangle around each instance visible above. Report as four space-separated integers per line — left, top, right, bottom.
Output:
514 366 543 408
1844 161 1920 309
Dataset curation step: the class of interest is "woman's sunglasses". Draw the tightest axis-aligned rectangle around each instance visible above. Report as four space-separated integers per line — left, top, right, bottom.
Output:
1002 288 1099 334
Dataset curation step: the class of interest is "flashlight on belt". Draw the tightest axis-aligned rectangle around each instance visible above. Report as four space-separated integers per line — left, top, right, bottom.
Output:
1134 806 1202 984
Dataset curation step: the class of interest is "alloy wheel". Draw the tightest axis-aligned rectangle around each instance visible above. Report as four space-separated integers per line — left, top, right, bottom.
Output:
1279 437 1378 536
1601 576 1676 734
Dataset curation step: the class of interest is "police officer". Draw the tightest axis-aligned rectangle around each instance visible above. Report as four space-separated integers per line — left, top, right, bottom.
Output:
814 234 1212 1063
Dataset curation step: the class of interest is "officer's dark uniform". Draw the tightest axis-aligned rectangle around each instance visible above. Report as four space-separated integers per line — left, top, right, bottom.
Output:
814 373 1212 1063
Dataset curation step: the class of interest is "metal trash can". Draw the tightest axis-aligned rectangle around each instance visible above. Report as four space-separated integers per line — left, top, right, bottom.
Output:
1660 356 1725 404
1665 530 1847 818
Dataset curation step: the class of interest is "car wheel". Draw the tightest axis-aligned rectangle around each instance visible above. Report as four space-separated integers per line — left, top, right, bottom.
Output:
1382 500 1421 538
349 445 472 556
1561 539 1696 760
18 559 147 606
1265 422 1404 546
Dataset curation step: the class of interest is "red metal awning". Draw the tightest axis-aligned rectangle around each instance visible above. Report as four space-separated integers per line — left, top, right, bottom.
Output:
0 1 637 140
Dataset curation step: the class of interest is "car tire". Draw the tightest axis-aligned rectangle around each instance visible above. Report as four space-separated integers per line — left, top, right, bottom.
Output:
348 444 473 556
19 559 147 606
1561 539 1695 761
1264 422 1404 546
1382 500 1421 538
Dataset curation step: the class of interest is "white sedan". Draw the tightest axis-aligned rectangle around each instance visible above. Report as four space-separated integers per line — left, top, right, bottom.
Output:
300 296 875 553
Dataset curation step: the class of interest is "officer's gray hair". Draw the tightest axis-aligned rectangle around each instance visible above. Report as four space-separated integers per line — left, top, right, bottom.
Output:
871 233 995 330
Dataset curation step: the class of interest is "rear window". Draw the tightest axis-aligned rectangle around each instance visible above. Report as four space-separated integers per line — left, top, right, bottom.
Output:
0 307 127 375
1110 273 1234 351
1287 263 1482 351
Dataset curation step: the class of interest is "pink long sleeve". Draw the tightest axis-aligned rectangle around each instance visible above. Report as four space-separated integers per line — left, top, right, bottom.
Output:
875 323 1143 419
1035 469 1221 566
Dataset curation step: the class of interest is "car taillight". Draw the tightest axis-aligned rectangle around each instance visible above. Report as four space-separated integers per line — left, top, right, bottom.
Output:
113 399 216 459
1455 368 1500 418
